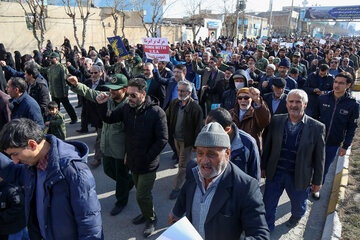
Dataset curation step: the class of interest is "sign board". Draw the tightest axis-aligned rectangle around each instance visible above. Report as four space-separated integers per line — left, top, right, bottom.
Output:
107 36 128 59
286 42 293 49
207 21 221 29
305 5 360 19
142 38 169 61
319 39 327 45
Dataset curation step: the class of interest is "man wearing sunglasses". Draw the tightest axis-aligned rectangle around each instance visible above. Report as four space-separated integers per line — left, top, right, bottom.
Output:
96 78 168 238
328 57 343 77
67 73 134 216
229 87 271 152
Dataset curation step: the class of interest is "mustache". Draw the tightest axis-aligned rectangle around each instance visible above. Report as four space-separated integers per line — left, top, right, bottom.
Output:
200 163 213 168
290 107 299 111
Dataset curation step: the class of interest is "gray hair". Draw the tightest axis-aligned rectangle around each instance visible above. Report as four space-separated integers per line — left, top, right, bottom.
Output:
85 58 92 64
178 80 193 92
288 89 308 104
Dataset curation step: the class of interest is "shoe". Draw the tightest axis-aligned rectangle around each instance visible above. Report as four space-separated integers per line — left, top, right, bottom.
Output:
132 214 146 225
173 163 179 169
312 192 320 200
75 104 82 108
89 159 101 169
110 205 124 216
286 216 301 228
76 129 89 133
143 218 157 238
169 190 180 200
70 119 78 124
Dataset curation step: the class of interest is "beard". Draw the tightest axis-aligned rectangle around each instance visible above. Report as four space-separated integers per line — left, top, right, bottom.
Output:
199 156 227 179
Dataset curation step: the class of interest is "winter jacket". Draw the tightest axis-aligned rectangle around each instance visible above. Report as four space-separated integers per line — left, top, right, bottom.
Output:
3 65 47 88
230 124 261 182
28 78 50 118
162 79 198 110
9 92 45 130
83 79 106 128
0 181 26 235
97 95 168 174
314 91 359 149
263 92 288 116
166 98 203 148
38 63 68 98
230 98 271 152
0 135 103 240
0 90 10 131
70 82 127 159
47 111 66 140
303 71 334 117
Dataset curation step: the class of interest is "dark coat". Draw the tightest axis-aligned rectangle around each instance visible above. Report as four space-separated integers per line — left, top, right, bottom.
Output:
97 95 168 174
0 135 103 240
0 90 10 131
263 92 288 116
221 70 248 110
314 91 359 149
28 77 50 118
138 70 167 107
262 114 326 190
9 92 45 130
172 161 270 240
0 181 26 235
83 79 106 128
166 98 203 148
303 71 334 116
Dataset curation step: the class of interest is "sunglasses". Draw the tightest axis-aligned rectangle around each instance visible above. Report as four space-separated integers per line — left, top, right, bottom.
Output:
237 96 250 100
128 93 137 98
90 72 99 74
330 61 338 64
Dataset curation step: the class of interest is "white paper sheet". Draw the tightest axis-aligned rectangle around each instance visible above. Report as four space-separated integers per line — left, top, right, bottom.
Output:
156 217 203 240
319 39 326 45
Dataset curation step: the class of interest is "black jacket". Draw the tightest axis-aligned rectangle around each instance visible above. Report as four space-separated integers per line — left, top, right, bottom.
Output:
314 91 359 149
28 77 50 118
83 79 106 128
0 182 26 235
97 96 168 174
221 70 248 110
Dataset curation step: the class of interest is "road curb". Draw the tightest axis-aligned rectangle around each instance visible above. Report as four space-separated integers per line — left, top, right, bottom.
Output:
321 147 351 240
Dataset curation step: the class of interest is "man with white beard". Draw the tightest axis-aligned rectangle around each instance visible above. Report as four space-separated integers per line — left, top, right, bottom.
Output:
166 80 203 200
168 122 269 240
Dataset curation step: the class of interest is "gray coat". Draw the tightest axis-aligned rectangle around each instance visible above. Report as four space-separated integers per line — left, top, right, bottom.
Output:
261 114 325 190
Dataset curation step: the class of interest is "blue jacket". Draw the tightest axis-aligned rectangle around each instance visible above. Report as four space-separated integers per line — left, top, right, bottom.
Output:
10 92 45 130
162 79 198 109
0 135 103 240
3 65 48 88
230 124 261 182
314 91 359 149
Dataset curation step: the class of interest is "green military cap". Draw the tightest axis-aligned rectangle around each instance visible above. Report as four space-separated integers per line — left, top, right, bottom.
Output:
103 74 128 90
49 52 60 59
257 45 265 52
293 52 301 57
216 52 224 58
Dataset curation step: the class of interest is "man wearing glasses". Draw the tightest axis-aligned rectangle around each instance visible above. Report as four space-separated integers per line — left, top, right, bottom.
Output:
96 78 168 238
340 57 356 83
328 57 343 76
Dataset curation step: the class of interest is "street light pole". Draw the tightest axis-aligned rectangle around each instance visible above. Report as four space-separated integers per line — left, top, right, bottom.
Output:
288 0 294 36
268 0 273 37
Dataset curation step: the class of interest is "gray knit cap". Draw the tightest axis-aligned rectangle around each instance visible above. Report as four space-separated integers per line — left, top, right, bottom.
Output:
195 122 231 148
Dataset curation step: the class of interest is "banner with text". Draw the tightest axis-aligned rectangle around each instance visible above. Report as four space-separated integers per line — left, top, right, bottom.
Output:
142 38 169 61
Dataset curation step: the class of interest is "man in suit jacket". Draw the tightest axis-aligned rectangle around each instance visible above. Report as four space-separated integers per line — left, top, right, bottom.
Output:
168 122 270 240
261 89 325 231
263 77 288 116
192 55 225 115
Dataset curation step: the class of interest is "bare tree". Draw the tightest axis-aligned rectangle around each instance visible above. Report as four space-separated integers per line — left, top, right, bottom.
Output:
134 0 177 37
62 0 92 48
185 0 203 42
106 0 130 38
18 0 47 51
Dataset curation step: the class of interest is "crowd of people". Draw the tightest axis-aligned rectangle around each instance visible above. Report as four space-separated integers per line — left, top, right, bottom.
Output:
0 34 359 239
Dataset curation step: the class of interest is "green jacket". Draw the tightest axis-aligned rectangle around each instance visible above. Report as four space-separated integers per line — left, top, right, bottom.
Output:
71 83 126 159
38 63 68 98
48 111 66 140
350 54 359 71
292 63 308 78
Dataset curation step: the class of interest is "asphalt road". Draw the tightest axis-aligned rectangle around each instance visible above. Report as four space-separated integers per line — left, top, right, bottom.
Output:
62 91 336 240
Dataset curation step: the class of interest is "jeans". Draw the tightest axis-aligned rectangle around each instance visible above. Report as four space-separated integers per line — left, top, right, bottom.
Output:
8 228 30 240
132 171 157 221
263 171 311 231
323 145 340 183
103 156 133 207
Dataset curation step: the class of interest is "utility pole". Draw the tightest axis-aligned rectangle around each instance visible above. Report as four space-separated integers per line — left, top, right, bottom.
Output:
240 0 246 38
288 0 294 36
234 0 240 39
268 0 273 37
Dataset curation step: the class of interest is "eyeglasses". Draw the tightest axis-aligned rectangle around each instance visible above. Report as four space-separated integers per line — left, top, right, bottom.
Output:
128 93 137 98
237 96 250 100
178 89 188 93
90 72 99 74
330 61 338 64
